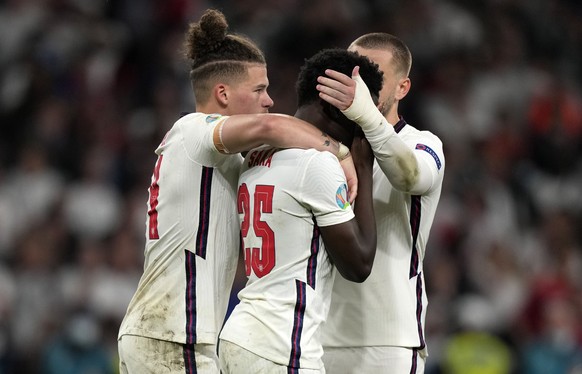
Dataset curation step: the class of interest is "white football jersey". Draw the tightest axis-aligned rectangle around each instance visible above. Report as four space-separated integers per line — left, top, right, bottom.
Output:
321 119 445 354
118 112 242 346
220 146 355 370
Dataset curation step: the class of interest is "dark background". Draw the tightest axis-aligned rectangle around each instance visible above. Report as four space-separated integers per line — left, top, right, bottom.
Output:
0 1 581 373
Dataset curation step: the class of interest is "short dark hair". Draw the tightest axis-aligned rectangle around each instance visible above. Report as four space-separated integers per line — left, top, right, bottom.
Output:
183 9 266 103
350 33 412 77
296 48 383 107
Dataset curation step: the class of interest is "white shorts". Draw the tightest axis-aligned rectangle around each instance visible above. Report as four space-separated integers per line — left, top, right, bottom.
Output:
219 339 324 374
322 346 426 374
118 335 219 373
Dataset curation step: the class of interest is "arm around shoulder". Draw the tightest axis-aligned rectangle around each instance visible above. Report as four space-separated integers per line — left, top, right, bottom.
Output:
218 113 340 155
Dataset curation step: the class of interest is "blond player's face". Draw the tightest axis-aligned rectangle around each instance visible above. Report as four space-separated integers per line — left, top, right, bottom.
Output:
349 46 398 116
227 65 274 114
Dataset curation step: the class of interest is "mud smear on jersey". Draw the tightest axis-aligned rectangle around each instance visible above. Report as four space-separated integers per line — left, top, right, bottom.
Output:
138 292 176 340
129 334 185 371
395 154 419 191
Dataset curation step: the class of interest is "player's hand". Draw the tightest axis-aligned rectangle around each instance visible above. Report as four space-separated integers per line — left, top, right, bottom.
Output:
340 155 358 204
320 66 385 134
317 66 358 111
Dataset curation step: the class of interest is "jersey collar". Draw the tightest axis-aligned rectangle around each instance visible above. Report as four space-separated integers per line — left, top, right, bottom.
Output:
394 116 407 134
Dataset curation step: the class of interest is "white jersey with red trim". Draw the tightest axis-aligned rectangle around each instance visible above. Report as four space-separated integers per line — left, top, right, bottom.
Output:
321 119 444 354
219 146 355 370
118 112 242 346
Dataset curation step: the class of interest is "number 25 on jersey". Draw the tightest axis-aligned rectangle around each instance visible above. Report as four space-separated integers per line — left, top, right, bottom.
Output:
237 183 275 278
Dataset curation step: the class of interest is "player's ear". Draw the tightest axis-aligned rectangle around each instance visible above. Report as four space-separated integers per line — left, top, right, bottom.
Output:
395 77 411 100
214 84 229 106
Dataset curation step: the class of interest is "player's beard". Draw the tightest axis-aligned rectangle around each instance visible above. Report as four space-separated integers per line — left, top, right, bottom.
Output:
378 91 396 117
378 97 394 117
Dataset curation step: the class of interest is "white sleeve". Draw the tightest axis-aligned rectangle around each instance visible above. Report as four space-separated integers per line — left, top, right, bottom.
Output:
178 113 231 167
364 124 444 195
299 151 355 227
409 135 445 195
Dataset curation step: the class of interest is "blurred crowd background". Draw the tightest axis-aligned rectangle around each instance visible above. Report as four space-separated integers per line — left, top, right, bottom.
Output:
0 0 581 373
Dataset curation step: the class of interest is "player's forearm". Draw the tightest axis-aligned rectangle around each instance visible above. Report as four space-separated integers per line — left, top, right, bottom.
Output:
336 72 422 192
322 165 376 284
220 113 345 155
261 114 348 157
364 123 421 193
350 168 377 280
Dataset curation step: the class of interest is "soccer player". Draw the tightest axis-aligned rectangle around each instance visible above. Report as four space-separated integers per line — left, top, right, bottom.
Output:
218 49 382 373
317 33 445 373
117 10 354 374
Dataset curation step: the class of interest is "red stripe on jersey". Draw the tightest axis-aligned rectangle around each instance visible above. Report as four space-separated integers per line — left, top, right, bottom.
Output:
147 155 163 240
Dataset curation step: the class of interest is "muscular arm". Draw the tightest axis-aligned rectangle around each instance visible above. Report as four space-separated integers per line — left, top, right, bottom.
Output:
219 113 358 201
219 113 338 155
319 132 376 283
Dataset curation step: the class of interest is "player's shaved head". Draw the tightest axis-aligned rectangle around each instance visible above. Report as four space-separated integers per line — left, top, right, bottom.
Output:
350 33 412 78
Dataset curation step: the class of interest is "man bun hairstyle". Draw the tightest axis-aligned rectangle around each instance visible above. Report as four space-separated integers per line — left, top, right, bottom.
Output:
183 9 266 103
184 9 229 64
296 48 383 107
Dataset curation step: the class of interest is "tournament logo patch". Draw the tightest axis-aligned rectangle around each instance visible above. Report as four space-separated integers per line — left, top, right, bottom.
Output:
416 143 442 170
335 184 350 210
205 114 222 123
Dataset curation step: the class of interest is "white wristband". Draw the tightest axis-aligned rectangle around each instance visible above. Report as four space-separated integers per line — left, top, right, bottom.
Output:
337 143 351 161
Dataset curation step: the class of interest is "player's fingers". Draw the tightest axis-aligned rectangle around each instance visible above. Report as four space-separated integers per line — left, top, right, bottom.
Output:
316 83 348 100
317 78 355 110
324 69 355 86
351 66 360 78
317 75 350 94
318 91 352 111
318 92 349 110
